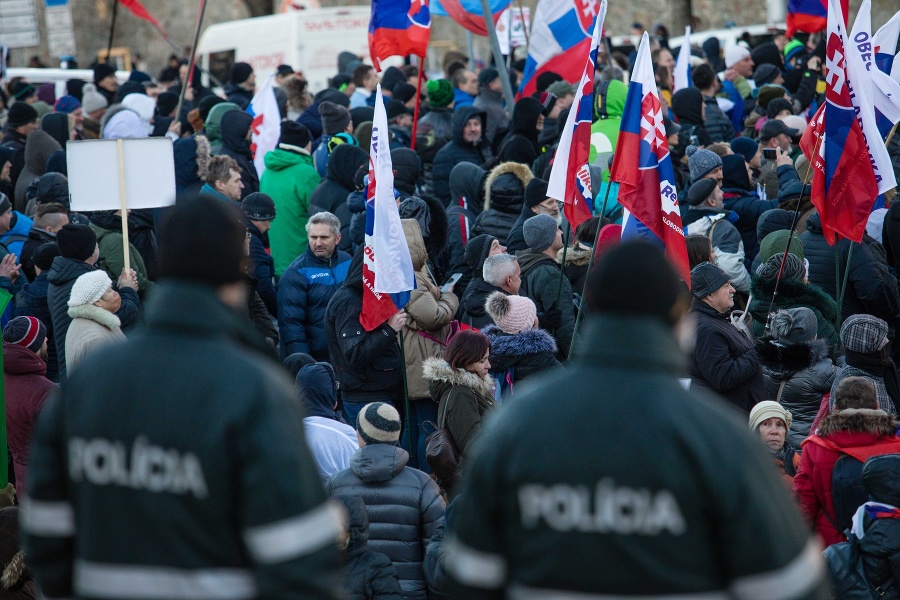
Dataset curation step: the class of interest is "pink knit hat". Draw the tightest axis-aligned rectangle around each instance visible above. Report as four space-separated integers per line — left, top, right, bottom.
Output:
485 292 537 334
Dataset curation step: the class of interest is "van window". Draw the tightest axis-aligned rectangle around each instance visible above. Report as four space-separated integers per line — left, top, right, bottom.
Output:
209 50 235 87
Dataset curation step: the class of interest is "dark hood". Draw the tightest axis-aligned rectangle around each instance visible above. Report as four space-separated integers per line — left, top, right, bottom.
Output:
391 147 420 195
703 38 724 72
451 106 487 147
449 162 487 211
350 443 409 483
334 494 369 557
40 112 70 148
296 363 341 420
35 172 69 206
220 110 253 156
756 208 794 243
399 194 447 260
338 52 358 75
24 130 61 174
722 154 753 192
3 342 47 377
756 336 830 377
805 212 822 235
751 42 785 70
510 97 544 141
46 255 95 286
344 245 365 291
671 88 704 125
347 189 366 215
326 144 369 190
863 454 900 507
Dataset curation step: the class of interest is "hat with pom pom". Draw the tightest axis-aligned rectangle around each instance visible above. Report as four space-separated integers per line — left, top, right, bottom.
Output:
485 291 537 334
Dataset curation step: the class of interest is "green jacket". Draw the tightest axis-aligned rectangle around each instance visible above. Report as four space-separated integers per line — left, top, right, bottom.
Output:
748 276 839 346
589 79 626 168
24 282 342 600
516 248 574 358
260 147 321 276
446 316 828 599
89 222 154 298
204 102 240 154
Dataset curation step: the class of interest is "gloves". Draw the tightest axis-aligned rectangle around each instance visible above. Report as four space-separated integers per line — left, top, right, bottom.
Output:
538 302 563 331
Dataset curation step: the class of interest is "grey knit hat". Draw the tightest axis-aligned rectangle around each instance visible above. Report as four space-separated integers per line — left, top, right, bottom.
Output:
320 101 351 136
755 252 805 282
769 307 818 345
687 146 723 182
523 214 558 252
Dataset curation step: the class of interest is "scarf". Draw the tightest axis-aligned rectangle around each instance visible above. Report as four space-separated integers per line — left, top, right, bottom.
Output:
845 349 900 409
851 502 900 539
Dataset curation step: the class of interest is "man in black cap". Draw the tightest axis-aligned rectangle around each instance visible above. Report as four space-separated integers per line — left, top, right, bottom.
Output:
242 192 277 317
474 67 509 148
93 63 118 104
681 179 750 293
688 260 765 412
760 119 799 155
1 102 39 191
445 240 828 600
458 234 507 326
506 178 560 253
25 195 343 600
45 223 139 383
224 61 255 109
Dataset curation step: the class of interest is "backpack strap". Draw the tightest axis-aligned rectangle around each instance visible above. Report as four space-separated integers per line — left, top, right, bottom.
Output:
776 379 788 404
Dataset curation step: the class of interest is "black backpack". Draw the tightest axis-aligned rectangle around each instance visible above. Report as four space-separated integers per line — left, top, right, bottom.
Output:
831 455 869 535
824 533 896 599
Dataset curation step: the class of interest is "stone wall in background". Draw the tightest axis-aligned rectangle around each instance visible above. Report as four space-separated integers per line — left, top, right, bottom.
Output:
6 0 898 81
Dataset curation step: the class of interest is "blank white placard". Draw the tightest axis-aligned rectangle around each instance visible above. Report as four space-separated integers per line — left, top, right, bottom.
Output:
66 137 177 212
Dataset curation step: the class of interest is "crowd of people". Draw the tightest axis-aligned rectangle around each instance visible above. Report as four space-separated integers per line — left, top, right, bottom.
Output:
0 18 898 599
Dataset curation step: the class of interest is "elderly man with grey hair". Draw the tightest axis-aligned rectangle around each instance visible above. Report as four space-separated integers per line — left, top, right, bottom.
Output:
277 211 352 361
459 253 520 329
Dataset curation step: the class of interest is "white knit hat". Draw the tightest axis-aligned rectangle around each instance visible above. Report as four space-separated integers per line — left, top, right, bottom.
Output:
68 270 112 307
724 45 751 69
485 292 538 334
748 401 793 431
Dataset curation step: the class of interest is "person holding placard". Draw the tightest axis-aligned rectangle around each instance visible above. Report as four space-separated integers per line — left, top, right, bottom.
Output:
88 211 154 299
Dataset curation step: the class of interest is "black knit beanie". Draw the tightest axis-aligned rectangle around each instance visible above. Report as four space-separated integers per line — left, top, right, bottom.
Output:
320 101 352 136
230 62 254 85
56 224 97 261
159 194 246 287
586 240 684 325
32 242 60 272
464 234 497 272
525 178 550 208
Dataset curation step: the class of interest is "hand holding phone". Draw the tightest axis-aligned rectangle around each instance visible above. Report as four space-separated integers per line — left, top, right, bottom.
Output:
441 273 463 293
763 148 777 161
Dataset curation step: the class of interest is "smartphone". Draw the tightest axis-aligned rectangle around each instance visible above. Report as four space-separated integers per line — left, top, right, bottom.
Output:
441 273 463 293
763 148 777 161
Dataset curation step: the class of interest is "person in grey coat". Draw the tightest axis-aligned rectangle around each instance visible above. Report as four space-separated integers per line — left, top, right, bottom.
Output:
756 308 837 448
327 402 445 600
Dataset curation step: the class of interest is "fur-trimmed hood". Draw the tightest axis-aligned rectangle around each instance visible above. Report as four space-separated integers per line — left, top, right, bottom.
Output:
484 161 534 213
750 276 838 322
557 246 592 267
481 324 557 357
756 337 831 373
819 408 899 437
67 303 121 330
422 357 494 398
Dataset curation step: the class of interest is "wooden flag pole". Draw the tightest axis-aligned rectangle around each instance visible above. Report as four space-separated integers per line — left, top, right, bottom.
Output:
116 139 131 273
173 0 209 129
411 53 426 151
480 0 516 108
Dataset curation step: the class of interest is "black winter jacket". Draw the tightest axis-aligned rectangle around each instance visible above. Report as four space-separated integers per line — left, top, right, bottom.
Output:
858 455 900 598
324 250 404 399
334 495 404 600
431 107 492 204
445 163 487 301
482 324 561 384
756 337 836 448
459 280 506 329
223 82 253 110
327 444 445 600
505 205 534 254
446 315 829 599
688 299 766 413
218 110 259 199
517 249 575 358
247 221 276 317
279 246 351 362
46 256 141 384
15 273 58 382
309 145 369 254
702 95 735 143
801 213 900 327
497 97 543 167
20 227 55 283
415 107 454 195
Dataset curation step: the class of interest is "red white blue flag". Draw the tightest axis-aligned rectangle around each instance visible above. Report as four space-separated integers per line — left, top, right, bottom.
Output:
518 0 601 98
873 10 900 76
787 0 848 36
800 0 897 244
547 0 606 230
247 74 280 178
854 2 900 136
672 26 693 93
610 33 690 284
430 0 510 36
369 0 431 70
361 85 416 331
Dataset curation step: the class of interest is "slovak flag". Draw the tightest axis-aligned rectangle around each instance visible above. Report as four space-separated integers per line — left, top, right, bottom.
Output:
672 26 693 93
872 9 900 82
547 0 607 229
610 32 690 284
361 85 416 331
787 0 848 36
518 0 601 98
247 74 281 178
369 0 431 70
429 0 510 36
800 0 897 244
851 0 900 137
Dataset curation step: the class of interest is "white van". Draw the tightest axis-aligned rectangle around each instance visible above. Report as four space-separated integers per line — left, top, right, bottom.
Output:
4 68 131 101
196 7 371 94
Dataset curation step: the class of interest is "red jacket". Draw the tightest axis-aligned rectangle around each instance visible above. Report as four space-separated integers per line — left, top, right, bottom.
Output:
793 409 900 547
3 342 54 496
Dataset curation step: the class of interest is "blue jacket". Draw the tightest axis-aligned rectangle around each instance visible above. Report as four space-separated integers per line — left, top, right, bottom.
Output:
15 273 58 382
278 246 351 361
0 211 34 262
247 221 276 318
